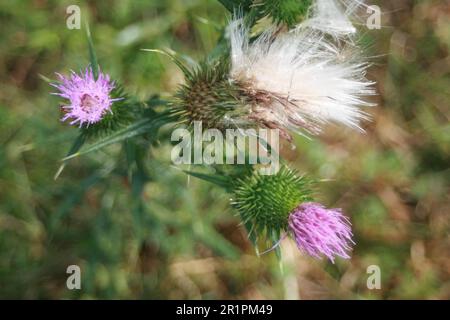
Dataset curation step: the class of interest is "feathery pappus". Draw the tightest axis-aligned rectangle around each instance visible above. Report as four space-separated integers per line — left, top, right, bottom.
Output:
228 18 375 140
299 0 370 39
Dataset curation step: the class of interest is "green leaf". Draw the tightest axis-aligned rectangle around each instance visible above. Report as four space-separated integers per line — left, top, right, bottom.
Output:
141 49 193 81
207 29 229 61
62 112 174 161
324 262 344 280
85 21 98 78
182 169 231 189
54 134 86 180
271 230 282 261
218 0 252 13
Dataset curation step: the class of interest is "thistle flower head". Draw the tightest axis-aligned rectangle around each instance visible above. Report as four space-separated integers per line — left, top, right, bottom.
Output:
229 19 375 138
172 60 250 130
52 66 120 127
288 202 354 263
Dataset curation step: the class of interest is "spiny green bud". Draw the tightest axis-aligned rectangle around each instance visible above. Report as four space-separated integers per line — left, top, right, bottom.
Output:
172 60 250 130
258 0 313 27
231 165 313 237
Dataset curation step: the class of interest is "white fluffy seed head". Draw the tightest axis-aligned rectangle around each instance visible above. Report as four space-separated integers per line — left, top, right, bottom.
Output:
228 18 375 137
298 0 369 40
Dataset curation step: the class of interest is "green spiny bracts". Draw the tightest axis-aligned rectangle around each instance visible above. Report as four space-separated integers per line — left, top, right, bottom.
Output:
81 85 136 139
257 0 313 27
171 60 251 130
231 166 314 237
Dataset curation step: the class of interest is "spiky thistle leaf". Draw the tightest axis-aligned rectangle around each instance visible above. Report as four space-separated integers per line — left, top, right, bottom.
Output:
62 110 175 161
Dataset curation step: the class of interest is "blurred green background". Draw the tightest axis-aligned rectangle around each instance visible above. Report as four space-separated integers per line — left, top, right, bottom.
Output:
0 0 448 299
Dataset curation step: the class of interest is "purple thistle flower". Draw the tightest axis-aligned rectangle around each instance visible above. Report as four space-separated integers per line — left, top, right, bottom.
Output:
288 202 354 263
51 66 120 127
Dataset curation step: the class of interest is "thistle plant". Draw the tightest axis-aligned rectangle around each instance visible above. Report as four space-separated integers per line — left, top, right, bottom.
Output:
186 165 354 262
51 0 376 265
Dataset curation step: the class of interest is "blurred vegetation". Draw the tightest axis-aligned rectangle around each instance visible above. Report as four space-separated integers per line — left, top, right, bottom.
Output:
0 0 448 299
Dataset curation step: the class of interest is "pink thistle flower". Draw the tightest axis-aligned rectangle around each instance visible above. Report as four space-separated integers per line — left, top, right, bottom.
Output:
51 66 121 127
288 202 354 263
